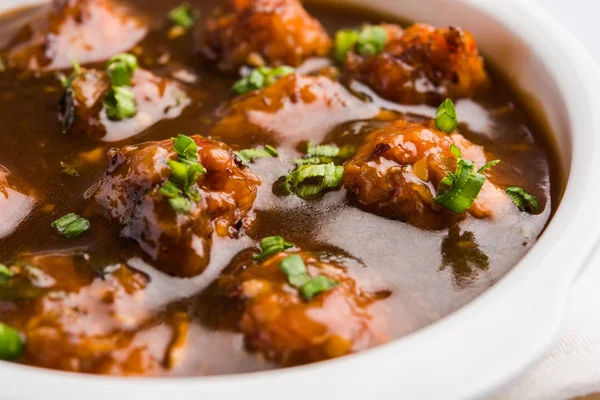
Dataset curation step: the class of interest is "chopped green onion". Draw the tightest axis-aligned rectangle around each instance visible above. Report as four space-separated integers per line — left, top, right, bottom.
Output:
334 29 360 64
450 144 462 158
60 161 79 177
333 26 388 64
51 213 90 238
232 66 295 95
307 142 341 158
356 26 388 56
279 255 311 287
478 159 501 173
278 255 339 301
282 163 344 199
104 86 137 121
295 142 355 166
0 323 24 361
235 145 278 164
435 158 485 214
435 98 458 134
168 196 192 214
253 236 294 260
58 60 81 88
173 134 199 162
159 181 181 198
0 264 12 279
300 275 339 301
103 54 138 121
160 135 206 214
169 3 198 29
506 187 540 214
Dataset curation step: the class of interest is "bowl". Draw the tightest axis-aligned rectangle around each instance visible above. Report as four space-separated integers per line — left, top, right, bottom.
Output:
2 0 600 399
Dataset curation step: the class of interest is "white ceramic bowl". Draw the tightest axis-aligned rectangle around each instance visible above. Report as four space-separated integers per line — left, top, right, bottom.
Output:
3 0 600 399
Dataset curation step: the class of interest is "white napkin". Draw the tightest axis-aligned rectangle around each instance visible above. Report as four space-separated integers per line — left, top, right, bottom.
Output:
497 253 600 400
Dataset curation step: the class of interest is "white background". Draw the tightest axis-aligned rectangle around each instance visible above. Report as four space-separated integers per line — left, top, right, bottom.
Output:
530 0 599 59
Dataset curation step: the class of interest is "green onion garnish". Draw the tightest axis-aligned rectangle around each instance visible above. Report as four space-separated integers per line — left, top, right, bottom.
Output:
282 163 344 199
58 60 81 89
0 264 13 285
160 134 206 214
295 142 355 165
169 3 198 29
51 213 90 238
506 187 540 214
435 98 458 134
103 53 138 121
278 255 338 301
235 145 278 164
0 323 24 361
253 236 294 260
300 275 339 301
434 145 500 214
279 254 311 287
333 26 388 64
60 161 79 177
232 66 295 95
478 159 501 174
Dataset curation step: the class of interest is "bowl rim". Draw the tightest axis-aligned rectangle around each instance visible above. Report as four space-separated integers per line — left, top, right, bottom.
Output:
2 0 600 399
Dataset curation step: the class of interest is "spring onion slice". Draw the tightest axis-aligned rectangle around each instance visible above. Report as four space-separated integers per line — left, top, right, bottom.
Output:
51 213 90 238
253 236 294 260
0 323 24 361
235 145 278 164
506 187 540 214
232 66 295 95
434 159 485 214
278 255 339 301
300 275 339 301
169 3 198 29
283 163 344 199
435 98 458 134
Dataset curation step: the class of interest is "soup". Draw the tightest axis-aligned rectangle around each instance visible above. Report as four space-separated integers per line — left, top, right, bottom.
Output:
0 0 561 376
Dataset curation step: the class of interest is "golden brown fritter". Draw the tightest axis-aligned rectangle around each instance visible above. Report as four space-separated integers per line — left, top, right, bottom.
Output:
219 250 387 365
5 0 147 71
0 253 190 375
63 67 189 141
343 120 506 230
200 0 332 72
86 136 261 277
345 24 487 104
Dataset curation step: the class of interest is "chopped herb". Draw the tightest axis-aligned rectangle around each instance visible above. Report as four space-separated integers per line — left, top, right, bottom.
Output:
103 54 138 121
356 26 388 56
279 255 311 287
278 255 339 301
104 86 137 120
60 161 79 177
253 236 294 260
169 3 198 29
294 142 355 166
57 60 81 134
435 147 500 214
506 187 540 214
300 275 338 301
334 29 360 64
435 98 458 134
232 66 295 95
282 163 344 199
235 145 278 164
0 265 12 279
51 213 90 238
160 134 206 214
0 323 24 361
333 26 388 64
478 159 501 174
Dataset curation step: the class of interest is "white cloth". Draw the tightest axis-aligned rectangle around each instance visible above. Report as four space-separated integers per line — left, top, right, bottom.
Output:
498 258 600 400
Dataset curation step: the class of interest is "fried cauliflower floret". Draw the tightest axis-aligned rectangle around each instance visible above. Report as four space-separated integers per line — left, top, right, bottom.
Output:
61 67 189 141
344 24 487 104
211 74 380 145
343 120 506 230
5 0 147 71
0 253 190 375
86 136 260 277
219 250 387 365
200 0 332 72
